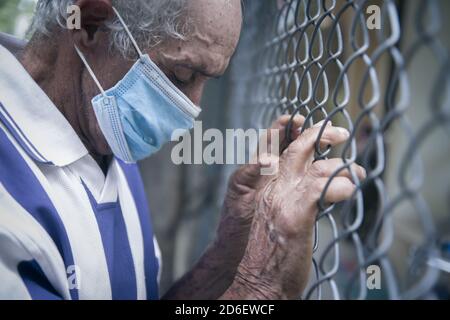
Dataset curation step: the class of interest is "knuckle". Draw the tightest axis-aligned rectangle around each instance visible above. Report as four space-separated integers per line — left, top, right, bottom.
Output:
228 165 255 188
286 137 306 155
310 161 327 177
292 115 306 126
311 178 327 197
302 126 320 140
276 213 296 232
289 127 318 151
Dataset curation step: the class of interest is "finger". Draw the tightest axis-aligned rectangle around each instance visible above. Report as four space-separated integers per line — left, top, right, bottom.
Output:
230 153 280 191
229 163 262 191
281 125 350 173
297 121 345 153
270 114 292 130
254 115 306 158
308 159 367 182
269 114 305 145
293 119 331 140
318 177 356 204
270 114 305 132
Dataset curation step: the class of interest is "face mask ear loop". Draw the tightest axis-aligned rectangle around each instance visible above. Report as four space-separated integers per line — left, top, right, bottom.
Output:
74 45 107 97
111 6 145 61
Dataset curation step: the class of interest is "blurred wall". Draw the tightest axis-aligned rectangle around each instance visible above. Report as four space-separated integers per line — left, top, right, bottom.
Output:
386 0 450 294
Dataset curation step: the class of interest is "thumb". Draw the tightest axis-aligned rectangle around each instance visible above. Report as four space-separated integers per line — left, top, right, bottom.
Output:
230 153 279 192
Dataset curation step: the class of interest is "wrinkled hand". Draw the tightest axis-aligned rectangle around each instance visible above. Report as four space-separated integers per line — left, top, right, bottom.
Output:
214 115 305 267
228 122 366 299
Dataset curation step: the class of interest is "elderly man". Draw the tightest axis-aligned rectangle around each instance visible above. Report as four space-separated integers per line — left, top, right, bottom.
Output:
0 0 365 300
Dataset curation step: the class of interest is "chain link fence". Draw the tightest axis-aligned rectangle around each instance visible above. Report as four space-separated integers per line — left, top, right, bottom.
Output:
227 0 450 299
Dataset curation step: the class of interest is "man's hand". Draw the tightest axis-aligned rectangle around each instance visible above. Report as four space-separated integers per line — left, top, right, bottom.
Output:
214 115 305 270
222 121 366 299
163 115 304 300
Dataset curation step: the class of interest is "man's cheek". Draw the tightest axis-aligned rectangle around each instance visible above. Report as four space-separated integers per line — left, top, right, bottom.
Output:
88 110 112 155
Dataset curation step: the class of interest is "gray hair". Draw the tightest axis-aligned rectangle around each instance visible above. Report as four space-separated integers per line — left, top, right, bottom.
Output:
29 0 189 58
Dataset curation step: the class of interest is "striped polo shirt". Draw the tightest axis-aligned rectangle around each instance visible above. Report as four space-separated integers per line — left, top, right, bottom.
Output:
0 44 161 300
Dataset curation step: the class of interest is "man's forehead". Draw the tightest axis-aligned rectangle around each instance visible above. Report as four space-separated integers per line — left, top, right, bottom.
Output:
186 0 242 55
161 48 231 78
150 0 242 78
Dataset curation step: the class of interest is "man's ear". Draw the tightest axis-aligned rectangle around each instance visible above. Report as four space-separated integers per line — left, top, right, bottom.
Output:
71 0 113 50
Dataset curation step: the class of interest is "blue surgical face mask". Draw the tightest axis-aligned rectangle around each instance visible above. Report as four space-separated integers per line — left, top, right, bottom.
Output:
75 7 201 163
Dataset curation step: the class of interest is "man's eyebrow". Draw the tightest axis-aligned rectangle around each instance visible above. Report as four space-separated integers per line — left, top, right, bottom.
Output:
179 62 223 79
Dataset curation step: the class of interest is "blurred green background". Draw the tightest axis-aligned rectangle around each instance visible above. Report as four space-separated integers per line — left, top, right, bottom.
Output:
0 0 36 37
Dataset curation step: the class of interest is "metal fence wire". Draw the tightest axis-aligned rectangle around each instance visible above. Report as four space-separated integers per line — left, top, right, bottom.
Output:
228 0 450 299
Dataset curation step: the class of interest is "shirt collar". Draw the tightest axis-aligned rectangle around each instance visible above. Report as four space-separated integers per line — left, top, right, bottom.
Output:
0 44 89 166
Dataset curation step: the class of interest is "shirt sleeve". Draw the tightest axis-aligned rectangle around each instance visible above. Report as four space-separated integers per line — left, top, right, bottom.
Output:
0 183 70 300
0 230 63 299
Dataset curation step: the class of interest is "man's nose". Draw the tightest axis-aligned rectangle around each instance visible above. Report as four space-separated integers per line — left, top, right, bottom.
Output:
183 82 206 107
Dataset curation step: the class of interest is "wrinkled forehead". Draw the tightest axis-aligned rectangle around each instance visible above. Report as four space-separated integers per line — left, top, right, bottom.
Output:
185 0 242 57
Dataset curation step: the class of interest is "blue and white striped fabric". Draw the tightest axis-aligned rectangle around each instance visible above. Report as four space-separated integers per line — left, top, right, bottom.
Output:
0 44 161 300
